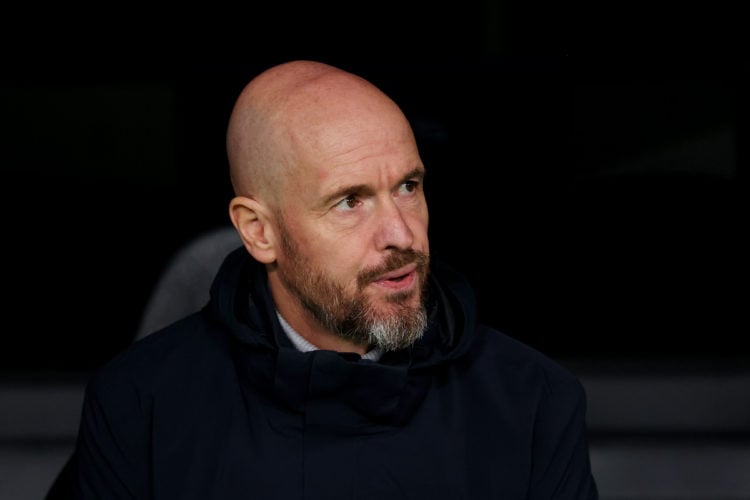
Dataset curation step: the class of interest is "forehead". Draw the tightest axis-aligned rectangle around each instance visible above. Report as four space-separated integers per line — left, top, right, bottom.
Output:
276 77 422 199
278 129 423 215
309 120 421 181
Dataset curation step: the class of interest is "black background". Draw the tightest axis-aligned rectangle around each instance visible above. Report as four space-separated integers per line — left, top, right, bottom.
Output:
2 2 746 375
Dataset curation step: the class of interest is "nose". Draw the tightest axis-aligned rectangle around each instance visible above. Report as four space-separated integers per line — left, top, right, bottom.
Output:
374 198 415 251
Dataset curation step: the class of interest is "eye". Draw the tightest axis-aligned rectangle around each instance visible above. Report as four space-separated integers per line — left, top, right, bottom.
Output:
334 195 360 211
399 180 419 195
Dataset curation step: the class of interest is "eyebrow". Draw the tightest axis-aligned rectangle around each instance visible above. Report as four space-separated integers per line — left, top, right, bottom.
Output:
321 167 425 207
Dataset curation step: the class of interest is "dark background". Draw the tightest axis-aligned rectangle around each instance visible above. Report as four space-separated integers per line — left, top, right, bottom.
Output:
1 2 746 376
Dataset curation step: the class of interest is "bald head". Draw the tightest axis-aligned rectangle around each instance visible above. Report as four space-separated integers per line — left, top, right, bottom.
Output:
226 60 415 206
226 61 430 353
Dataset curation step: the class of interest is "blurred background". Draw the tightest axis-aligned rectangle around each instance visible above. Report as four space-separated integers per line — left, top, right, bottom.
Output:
1 1 747 498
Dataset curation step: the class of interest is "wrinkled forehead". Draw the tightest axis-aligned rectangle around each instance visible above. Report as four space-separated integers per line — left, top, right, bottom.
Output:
282 119 423 203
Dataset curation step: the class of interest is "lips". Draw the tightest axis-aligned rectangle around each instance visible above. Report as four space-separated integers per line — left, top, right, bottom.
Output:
357 249 429 290
377 263 417 282
370 264 419 292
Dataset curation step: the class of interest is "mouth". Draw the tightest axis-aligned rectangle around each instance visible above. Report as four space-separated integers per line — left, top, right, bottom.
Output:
373 263 418 290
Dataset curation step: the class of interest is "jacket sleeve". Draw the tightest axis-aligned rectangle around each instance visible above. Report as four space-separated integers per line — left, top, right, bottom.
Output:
529 370 599 499
72 369 152 499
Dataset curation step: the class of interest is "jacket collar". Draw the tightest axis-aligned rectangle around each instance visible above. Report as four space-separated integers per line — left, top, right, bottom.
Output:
209 248 477 427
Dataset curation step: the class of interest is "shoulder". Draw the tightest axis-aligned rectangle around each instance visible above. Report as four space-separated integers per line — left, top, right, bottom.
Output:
86 312 233 408
468 325 585 402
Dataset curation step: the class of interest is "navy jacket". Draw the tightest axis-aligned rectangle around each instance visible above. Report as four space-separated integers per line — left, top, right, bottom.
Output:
71 248 598 499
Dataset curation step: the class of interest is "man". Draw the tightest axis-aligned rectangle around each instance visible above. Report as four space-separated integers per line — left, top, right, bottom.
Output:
69 60 599 498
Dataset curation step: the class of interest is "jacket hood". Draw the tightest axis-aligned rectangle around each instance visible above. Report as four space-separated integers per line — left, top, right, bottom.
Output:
206 247 480 427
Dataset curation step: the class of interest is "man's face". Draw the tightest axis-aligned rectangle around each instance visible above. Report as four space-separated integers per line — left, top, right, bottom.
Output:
271 108 431 351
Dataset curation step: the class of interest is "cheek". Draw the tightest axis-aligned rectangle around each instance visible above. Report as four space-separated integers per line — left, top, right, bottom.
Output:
293 229 359 276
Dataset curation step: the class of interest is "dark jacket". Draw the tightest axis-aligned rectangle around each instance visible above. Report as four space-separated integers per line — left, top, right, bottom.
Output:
71 248 598 499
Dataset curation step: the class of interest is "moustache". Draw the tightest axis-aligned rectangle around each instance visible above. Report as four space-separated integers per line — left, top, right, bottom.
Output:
357 249 430 288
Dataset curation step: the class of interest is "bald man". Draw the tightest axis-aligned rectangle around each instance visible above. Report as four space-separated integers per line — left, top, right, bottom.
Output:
66 61 599 499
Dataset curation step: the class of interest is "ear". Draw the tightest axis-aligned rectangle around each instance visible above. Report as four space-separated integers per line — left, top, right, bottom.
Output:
229 196 277 264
